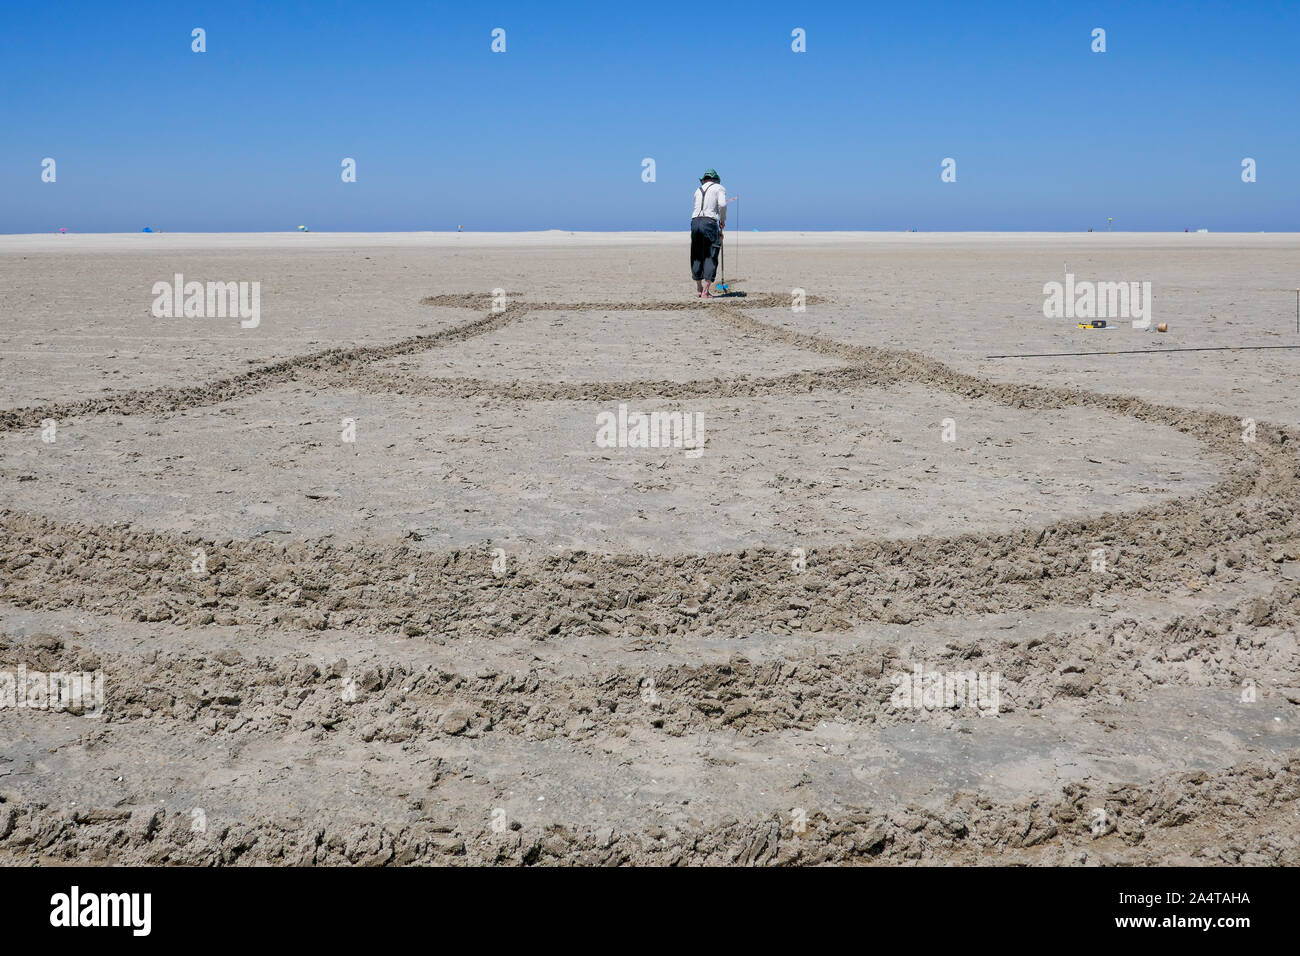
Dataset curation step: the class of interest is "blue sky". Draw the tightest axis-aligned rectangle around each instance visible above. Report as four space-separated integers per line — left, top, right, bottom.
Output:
2 0 1296 231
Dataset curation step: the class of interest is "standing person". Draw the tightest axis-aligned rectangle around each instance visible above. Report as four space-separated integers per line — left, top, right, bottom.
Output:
690 169 726 298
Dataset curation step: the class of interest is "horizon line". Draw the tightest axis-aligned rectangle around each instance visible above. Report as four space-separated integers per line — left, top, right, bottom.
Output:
4 228 1297 237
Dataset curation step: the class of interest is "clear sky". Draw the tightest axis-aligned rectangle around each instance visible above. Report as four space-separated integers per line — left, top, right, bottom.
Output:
2 0 1296 232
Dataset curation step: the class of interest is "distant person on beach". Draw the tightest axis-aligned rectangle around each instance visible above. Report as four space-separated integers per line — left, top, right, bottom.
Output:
690 169 726 298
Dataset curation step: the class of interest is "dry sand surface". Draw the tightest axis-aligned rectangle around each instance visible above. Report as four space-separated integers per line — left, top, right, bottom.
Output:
1 231 1298 865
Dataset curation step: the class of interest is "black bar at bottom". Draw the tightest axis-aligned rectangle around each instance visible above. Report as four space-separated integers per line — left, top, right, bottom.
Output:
0 864 1279 943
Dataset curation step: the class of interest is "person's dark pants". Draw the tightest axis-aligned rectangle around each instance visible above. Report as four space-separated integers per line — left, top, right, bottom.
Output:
690 216 721 282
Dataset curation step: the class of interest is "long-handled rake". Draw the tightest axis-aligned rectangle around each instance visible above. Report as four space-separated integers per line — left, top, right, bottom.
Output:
714 196 738 293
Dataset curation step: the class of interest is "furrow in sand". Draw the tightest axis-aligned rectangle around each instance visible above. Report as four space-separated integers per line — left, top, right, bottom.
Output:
420 291 824 311
1 459 1294 641
2 746 1295 865
4 579 1295 744
325 366 887 399
0 295 808 430
0 304 529 432
1 298 1297 638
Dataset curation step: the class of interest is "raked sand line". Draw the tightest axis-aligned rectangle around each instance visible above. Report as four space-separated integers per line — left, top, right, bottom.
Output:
0 293 816 431
5 577 1295 743
2 723 1294 864
325 365 887 400
2 296 1295 648
0 303 531 432
420 291 824 311
2 298 1298 642
1 467 1289 641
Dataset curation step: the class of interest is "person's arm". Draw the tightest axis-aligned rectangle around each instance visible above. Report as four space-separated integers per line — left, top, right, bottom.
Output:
717 186 726 228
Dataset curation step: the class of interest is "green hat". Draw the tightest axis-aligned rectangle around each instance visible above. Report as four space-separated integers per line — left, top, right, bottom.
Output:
700 168 719 181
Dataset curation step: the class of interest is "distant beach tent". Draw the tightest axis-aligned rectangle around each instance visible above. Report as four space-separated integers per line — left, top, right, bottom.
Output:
58 227 66 234
298 225 309 232
141 227 153 233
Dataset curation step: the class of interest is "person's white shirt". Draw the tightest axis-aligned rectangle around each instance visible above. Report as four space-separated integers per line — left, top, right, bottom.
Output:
691 182 727 222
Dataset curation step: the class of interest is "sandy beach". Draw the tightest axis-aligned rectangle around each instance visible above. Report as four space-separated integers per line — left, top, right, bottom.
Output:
1 231 1298 865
